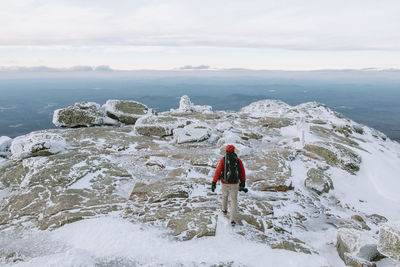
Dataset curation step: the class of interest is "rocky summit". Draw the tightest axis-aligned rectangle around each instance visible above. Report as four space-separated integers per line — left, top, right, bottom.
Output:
1 95 400 266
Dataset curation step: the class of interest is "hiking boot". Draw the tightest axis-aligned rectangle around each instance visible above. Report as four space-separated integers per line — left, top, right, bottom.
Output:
231 221 236 227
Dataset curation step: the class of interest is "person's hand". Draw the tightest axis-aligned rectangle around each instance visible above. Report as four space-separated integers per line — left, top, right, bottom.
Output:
211 182 216 192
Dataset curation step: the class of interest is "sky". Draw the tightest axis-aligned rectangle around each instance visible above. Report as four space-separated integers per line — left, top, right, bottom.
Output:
1 0 400 70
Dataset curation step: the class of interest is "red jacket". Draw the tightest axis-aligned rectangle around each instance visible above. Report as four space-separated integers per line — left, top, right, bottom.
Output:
213 156 246 184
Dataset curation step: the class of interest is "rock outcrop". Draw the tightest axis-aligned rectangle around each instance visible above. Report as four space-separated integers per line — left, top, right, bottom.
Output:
53 102 117 127
103 100 154 124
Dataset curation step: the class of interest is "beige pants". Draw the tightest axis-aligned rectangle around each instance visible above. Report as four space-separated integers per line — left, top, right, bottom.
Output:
221 183 239 222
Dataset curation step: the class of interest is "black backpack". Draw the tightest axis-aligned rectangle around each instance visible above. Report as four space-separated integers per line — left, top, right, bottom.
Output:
221 152 241 183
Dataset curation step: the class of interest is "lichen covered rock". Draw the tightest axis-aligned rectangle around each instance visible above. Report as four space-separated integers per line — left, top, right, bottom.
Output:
378 222 400 261
53 102 117 127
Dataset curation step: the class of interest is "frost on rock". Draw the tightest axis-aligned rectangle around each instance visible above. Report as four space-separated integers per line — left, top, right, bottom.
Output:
336 228 361 261
240 99 291 118
0 136 12 158
103 100 154 124
135 115 188 137
173 123 212 144
304 168 333 194
53 101 118 128
170 95 212 114
10 132 66 160
378 222 400 261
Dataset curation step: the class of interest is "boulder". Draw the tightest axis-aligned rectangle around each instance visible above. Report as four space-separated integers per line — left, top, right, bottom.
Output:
173 123 212 144
304 168 333 194
357 244 386 262
336 228 361 260
135 115 188 137
53 102 117 127
103 100 154 124
378 222 400 261
10 132 66 160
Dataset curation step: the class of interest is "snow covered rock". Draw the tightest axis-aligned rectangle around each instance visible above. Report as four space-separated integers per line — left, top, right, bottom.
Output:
0 136 12 158
378 222 400 261
304 168 333 194
53 102 117 127
336 228 362 261
10 132 66 160
173 122 212 144
240 99 291 118
170 95 212 113
103 100 154 124
135 115 188 137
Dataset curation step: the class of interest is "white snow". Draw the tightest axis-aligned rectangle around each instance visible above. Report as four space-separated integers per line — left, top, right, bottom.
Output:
4 215 329 267
10 132 67 160
240 99 291 118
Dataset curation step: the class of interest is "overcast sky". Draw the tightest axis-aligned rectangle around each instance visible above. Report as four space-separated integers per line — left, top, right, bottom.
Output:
1 0 400 70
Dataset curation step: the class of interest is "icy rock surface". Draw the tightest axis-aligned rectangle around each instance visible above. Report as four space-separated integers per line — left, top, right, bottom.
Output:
103 100 154 124
53 101 117 127
378 222 400 261
1 96 400 266
10 132 66 160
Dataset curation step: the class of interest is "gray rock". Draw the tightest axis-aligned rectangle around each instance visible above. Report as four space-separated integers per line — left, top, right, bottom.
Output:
103 100 154 124
357 244 386 262
344 252 376 267
53 102 117 127
378 222 400 261
304 168 334 194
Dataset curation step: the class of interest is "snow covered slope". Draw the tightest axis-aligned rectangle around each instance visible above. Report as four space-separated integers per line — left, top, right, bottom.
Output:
0 96 399 266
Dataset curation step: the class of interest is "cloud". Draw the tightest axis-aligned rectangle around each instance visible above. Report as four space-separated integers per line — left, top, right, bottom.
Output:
0 65 114 72
0 0 400 50
178 65 210 70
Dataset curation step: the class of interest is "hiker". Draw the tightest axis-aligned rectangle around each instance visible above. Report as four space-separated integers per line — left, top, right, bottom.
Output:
211 145 247 226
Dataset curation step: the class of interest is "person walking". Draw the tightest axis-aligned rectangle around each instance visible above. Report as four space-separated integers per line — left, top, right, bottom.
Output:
211 145 247 226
